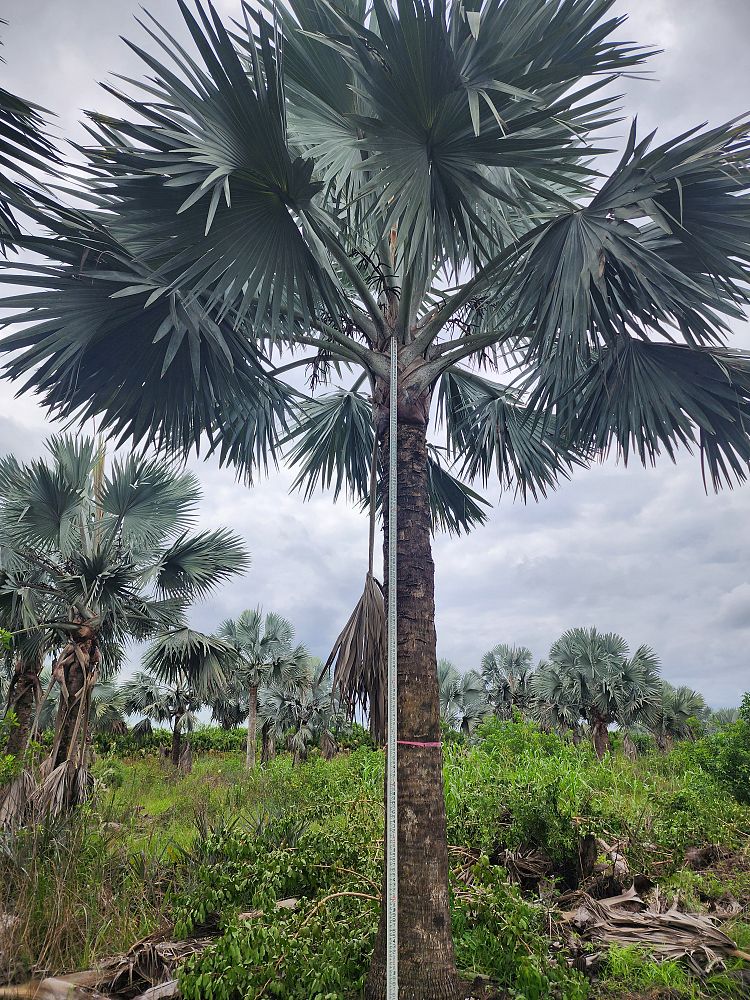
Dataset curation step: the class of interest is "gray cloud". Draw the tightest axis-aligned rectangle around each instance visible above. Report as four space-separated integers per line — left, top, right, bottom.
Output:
1 0 749 708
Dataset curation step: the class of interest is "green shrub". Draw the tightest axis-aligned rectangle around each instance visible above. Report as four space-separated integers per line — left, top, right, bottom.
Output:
0 709 20 786
337 722 376 751
180 891 378 1000
94 757 126 790
452 856 588 999
685 721 750 805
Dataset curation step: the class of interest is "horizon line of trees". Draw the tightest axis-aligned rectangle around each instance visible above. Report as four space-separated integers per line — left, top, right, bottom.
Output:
438 631 738 757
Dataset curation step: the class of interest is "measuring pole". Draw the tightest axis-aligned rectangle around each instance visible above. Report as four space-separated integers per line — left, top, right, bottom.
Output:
386 334 398 1000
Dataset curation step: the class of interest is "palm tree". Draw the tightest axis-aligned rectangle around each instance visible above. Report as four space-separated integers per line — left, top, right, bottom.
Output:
0 641 45 758
217 609 308 769
528 658 583 741
705 707 740 733
125 629 237 769
533 627 662 759
480 644 535 720
259 658 346 763
29 674 128 734
3 4 750 994
438 659 490 736
0 436 248 806
123 671 200 770
0 558 59 757
208 672 247 731
650 682 707 751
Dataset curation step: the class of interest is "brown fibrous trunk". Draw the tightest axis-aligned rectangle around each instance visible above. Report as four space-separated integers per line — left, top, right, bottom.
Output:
261 720 275 764
50 622 100 773
4 656 42 758
365 382 461 1000
171 723 182 769
591 711 612 760
246 684 258 769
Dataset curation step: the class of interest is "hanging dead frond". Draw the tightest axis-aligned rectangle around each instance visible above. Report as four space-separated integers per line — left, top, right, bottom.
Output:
322 573 386 745
0 770 34 830
30 761 90 820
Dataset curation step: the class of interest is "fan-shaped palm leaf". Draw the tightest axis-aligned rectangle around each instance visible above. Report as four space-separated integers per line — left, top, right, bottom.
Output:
0 22 59 249
480 643 535 719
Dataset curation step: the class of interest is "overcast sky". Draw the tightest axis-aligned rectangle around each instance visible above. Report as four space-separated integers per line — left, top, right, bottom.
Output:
1 0 749 707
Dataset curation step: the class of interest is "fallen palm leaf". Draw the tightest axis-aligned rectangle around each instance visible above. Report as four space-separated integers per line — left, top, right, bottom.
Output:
97 932 212 995
0 899 303 1000
0 972 109 998
564 884 750 974
131 983 178 1000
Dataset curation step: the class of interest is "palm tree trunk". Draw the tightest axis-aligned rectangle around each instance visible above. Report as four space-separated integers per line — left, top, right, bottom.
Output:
171 720 182 769
5 656 41 758
366 402 460 1000
622 732 639 760
246 684 258 769
591 711 611 760
261 720 275 764
51 626 97 770
656 731 673 754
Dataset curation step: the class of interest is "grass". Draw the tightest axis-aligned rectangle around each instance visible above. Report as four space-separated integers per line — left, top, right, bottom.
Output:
0 804 171 982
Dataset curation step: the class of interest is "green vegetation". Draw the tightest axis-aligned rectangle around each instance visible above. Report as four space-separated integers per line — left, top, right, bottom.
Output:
3 718 749 998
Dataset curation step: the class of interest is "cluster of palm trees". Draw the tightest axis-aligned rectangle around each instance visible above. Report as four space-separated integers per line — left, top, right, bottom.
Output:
0 435 347 804
0 434 250 817
438 629 718 758
126 612 346 771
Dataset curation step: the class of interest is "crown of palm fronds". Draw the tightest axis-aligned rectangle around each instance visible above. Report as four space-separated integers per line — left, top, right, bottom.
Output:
438 659 491 735
0 436 249 676
122 669 200 731
650 681 708 743
705 707 740 733
216 608 305 688
142 627 238 701
532 627 662 732
480 643 536 718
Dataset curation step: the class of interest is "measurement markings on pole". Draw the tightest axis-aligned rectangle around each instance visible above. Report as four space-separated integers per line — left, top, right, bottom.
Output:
386 333 398 1000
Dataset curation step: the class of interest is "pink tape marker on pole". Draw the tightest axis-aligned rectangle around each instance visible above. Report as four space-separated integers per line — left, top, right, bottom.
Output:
397 740 442 747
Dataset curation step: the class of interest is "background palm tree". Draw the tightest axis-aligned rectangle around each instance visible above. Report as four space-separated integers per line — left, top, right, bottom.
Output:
528 658 583 742
532 627 662 759
208 672 247 731
217 609 308 768
31 675 128 738
705 707 741 733
438 659 491 736
649 682 708 751
0 436 247 808
0 554 60 757
122 671 200 772
480 644 535 720
3 2 750 994
126 628 237 769
259 657 346 763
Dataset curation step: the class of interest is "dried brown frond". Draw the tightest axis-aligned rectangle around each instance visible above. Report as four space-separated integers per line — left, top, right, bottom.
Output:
564 885 750 973
322 573 385 744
